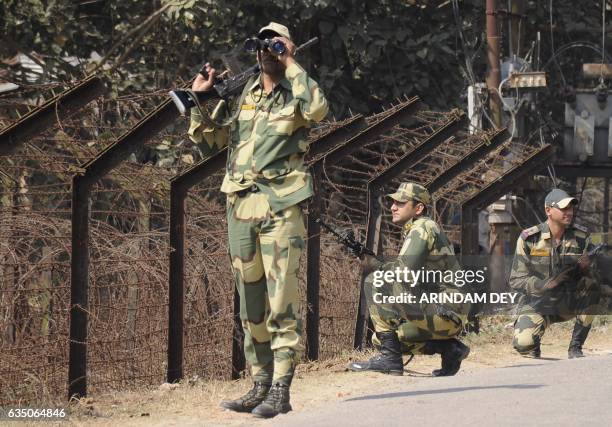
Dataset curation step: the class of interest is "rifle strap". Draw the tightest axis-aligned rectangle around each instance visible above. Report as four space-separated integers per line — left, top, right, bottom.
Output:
220 74 256 127
185 89 216 128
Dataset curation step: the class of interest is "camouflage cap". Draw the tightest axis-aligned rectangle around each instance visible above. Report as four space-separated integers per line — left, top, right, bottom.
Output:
258 22 292 41
387 182 431 204
545 188 577 209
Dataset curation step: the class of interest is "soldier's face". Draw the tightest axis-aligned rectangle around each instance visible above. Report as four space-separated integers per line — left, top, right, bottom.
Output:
391 199 423 224
546 205 574 226
257 45 285 76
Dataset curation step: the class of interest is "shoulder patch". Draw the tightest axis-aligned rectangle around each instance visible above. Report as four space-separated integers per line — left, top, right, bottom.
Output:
573 223 588 233
417 217 440 234
520 225 540 240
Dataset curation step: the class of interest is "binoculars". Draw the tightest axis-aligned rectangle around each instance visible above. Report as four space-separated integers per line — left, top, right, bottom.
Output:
244 37 287 55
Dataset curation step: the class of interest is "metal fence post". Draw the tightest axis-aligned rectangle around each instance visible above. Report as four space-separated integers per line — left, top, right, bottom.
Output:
167 183 186 383
306 162 323 360
68 175 90 399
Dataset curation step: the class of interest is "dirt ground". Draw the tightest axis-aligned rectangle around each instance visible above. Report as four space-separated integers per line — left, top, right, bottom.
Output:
64 316 612 427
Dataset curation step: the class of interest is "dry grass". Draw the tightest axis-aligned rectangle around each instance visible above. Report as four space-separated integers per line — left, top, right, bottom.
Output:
62 316 612 426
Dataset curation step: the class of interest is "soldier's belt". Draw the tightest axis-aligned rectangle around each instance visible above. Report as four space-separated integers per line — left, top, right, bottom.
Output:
235 184 260 198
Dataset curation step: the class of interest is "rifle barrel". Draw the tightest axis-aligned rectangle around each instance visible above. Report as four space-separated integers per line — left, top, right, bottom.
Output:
296 37 319 53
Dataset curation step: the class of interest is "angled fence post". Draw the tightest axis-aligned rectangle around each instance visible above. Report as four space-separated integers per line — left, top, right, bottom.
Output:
353 111 467 349
460 144 555 263
0 75 107 400
167 150 227 382
69 98 179 399
305 97 423 357
0 76 105 156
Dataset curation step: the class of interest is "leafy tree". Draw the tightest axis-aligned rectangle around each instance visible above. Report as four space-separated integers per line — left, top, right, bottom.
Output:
1 1 609 120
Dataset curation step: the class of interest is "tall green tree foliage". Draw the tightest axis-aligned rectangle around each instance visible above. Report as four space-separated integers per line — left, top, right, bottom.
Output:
1 1 609 117
1 0 486 116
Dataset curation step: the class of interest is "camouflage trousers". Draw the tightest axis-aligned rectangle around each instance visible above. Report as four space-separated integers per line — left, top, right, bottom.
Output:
512 283 599 353
368 277 464 354
227 191 305 386
512 309 594 354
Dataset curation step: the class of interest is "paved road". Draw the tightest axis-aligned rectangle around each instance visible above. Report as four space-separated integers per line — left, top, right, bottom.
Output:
271 355 612 427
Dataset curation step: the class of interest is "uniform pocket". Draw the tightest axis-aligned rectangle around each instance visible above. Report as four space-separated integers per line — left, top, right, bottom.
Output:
238 107 256 121
235 108 256 137
268 105 296 135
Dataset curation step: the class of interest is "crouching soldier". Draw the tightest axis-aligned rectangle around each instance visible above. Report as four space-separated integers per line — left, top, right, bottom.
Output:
349 182 470 376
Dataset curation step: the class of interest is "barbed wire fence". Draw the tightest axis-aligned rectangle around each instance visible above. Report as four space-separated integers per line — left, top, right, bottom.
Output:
0 76 555 406
0 79 206 403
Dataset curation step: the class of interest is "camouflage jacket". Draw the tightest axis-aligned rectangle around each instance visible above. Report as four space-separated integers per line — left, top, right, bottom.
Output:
509 221 594 306
398 217 457 265
188 62 328 213
396 216 465 313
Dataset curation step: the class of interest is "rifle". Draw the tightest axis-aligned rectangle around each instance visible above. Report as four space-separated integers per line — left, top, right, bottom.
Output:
169 37 319 123
315 218 376 259
318 219 467 323
565 243 607 269
549 243 609 290
588 243 608 256
572 242 608 275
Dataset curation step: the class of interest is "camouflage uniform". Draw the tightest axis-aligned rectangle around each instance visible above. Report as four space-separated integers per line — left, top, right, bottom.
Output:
367 183 468 354
189 52 328 385
510 221 598 355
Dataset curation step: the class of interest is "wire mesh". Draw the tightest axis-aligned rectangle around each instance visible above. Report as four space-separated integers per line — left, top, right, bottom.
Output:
1 85 544 405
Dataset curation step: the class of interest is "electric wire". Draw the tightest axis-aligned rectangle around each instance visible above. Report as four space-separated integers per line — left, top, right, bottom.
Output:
543 41 612 70
451 0 496 130
549 0 568 87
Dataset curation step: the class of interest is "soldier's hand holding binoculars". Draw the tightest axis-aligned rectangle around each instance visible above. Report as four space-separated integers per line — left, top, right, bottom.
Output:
273 36 296 67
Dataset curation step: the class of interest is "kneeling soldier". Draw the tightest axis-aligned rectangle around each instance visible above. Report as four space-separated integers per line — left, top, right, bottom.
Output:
510 189 600 359
349 183 470 376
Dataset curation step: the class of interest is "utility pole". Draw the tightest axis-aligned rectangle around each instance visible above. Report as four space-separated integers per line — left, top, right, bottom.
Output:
486 0 502 128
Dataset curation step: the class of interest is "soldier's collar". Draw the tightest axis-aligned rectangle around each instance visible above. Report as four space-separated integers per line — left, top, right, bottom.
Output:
539 222 551 240
412 215 429 225
402 215 428 234
248 78 261 92
540 221 577 242
248 74 291 94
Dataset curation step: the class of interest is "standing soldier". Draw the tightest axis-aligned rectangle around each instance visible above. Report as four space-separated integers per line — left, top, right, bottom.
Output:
188 22 328 418
349 182 470 376
510 189 599 358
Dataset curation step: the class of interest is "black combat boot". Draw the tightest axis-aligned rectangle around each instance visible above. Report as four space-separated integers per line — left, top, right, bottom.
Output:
514 335 541 358
348 331 404 376
251 383 292 418
527 344 541 358
568 323 591 359
424 339 470 376
219 382 270 413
